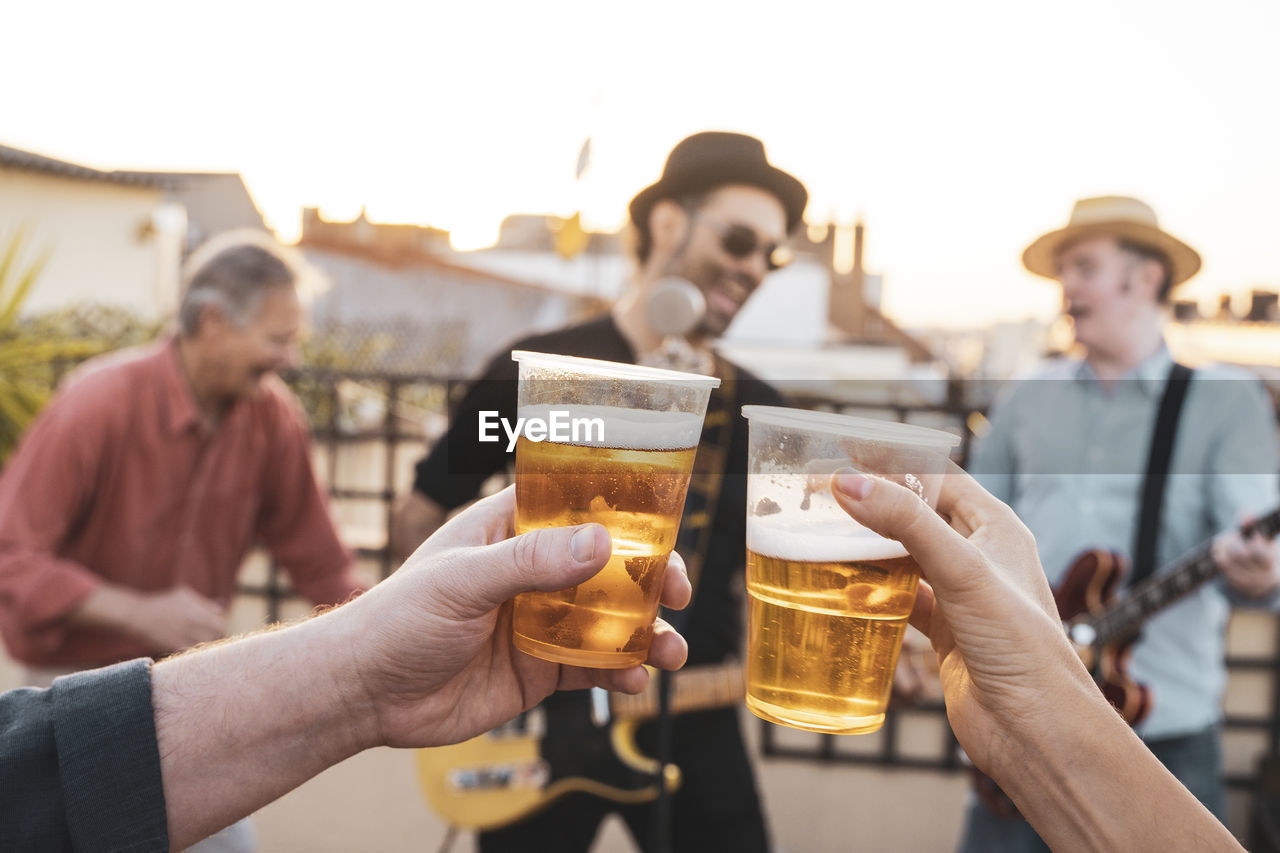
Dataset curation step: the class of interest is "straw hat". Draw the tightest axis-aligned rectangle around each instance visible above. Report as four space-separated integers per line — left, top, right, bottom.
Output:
1022 196 1201 286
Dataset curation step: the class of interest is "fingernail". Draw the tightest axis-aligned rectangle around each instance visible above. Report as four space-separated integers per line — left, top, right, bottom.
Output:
571 526 597 562
834 468 873 500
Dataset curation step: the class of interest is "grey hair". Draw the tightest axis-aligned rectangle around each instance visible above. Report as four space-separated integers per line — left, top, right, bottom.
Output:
177 231 309 336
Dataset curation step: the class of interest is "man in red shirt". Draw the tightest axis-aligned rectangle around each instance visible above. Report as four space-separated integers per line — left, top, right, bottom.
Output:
0 231 363 851
0 231 364 674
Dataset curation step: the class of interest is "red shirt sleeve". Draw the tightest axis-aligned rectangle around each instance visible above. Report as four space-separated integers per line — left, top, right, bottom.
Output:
255 385 365 607
0 391 109 659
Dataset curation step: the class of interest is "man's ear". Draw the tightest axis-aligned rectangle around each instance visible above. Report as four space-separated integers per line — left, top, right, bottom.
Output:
196 302 229 338
1132 257 1165 302
647 199 691 259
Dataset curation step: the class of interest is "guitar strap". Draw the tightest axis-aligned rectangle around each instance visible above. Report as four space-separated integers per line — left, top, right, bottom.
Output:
668 355 738 623
1132 362 1194 587
653 357 738 853
967 361 1197 822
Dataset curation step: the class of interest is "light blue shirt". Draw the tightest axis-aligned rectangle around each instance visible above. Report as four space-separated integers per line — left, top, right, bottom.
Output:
970 344 1280 739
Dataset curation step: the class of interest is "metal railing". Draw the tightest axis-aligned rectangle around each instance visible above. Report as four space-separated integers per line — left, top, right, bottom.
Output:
257 367 1280 805
777 386 1280 799
242 368 451 621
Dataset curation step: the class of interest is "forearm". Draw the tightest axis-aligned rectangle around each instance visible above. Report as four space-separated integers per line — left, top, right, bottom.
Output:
151 609 378 848
0 547 102 635
997 685 1241 852
66 582 145 631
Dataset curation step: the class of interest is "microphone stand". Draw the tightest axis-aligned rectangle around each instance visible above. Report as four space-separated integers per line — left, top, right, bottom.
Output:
651 628 677 853
640 276 706 853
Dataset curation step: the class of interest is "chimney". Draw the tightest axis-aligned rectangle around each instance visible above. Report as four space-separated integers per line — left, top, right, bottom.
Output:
1217 294 1235 321
852 220 864 292
1248 290 1278 323
1171 300 1200 322
301 207 321 242
827 221 868 340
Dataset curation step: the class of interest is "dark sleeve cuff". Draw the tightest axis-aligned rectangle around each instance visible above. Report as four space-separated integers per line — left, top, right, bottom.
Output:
52 659 169 852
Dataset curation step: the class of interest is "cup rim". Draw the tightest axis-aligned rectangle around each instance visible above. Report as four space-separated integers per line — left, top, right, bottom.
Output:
512 350 722 388
741 405 961 450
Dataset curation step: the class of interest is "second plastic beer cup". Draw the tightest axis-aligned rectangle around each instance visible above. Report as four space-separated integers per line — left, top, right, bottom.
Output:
510 351 719 668
741 406 959 734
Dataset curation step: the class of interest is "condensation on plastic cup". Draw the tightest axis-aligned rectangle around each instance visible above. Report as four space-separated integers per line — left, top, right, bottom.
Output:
741 405 959 734
510 350 719 669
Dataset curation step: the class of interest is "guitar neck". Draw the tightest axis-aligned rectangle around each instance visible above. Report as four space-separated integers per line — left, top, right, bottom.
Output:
1092 549 1217 645
1092 508 1280 646
609 662 745 721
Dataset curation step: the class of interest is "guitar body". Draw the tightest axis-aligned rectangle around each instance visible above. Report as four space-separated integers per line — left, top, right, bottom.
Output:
415 692 680 831
1056 548 1152 726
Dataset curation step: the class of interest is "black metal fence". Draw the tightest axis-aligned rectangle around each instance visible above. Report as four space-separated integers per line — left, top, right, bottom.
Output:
765 390 1280 797
261 366 1280 820
240 369 451 620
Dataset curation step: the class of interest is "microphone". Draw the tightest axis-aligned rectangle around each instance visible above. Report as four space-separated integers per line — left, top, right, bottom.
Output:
645 276 706 338
641 277 712 374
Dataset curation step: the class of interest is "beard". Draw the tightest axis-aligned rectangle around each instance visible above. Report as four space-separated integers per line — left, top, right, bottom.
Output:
669 254 758 341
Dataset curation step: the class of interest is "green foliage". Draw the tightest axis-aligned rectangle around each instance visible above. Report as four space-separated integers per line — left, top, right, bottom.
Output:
0 232 81 459
0 231 141 461
288 328 448 435
22 303 162 352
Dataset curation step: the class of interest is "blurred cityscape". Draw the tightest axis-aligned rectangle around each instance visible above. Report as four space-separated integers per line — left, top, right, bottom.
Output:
6 140 1277 395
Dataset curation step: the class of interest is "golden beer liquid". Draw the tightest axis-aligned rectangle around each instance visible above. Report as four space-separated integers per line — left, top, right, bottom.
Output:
511 436 696 668
746 547 919 733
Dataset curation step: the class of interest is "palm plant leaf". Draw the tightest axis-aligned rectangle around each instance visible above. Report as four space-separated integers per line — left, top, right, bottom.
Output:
0 230 157 462
0 249 49 329
0 230 75 460
0 226 24 308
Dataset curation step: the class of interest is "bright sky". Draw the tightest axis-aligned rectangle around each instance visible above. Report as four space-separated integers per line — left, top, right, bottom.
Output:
4 0 1278 328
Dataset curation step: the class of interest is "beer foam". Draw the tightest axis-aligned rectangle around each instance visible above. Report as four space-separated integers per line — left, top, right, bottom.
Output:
747 517 909 563
516 404 702 450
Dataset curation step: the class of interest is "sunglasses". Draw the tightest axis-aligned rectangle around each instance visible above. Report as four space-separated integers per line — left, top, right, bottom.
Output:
699 217 793 272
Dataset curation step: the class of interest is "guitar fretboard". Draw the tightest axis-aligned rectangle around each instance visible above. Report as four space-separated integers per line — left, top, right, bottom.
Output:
609 661 745 721
1089 508 1280 646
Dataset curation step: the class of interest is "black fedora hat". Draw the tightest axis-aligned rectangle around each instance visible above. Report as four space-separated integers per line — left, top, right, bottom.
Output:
628 132 808 235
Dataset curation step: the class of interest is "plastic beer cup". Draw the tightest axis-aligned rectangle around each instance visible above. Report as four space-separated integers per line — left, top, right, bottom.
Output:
741 405 959 733
510 351 719 668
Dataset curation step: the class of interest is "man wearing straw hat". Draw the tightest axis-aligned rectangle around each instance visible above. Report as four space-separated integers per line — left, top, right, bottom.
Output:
960 196 1280 851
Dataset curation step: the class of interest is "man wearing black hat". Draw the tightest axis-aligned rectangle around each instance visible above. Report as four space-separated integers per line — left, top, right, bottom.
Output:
393 131 805 851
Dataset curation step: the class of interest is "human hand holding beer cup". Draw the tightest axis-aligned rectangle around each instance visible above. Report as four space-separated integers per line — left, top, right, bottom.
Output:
349 485 692 750
821 466 1250 853
510 352 719 668
742 407 959 734
826 463 1090 774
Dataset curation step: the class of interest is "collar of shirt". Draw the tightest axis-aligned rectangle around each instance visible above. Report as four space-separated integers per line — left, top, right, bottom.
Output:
1073 342 1174 397
160 337 206 436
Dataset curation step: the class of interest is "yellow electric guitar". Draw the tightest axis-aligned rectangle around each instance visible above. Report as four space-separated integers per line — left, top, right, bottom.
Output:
415 661 744 830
